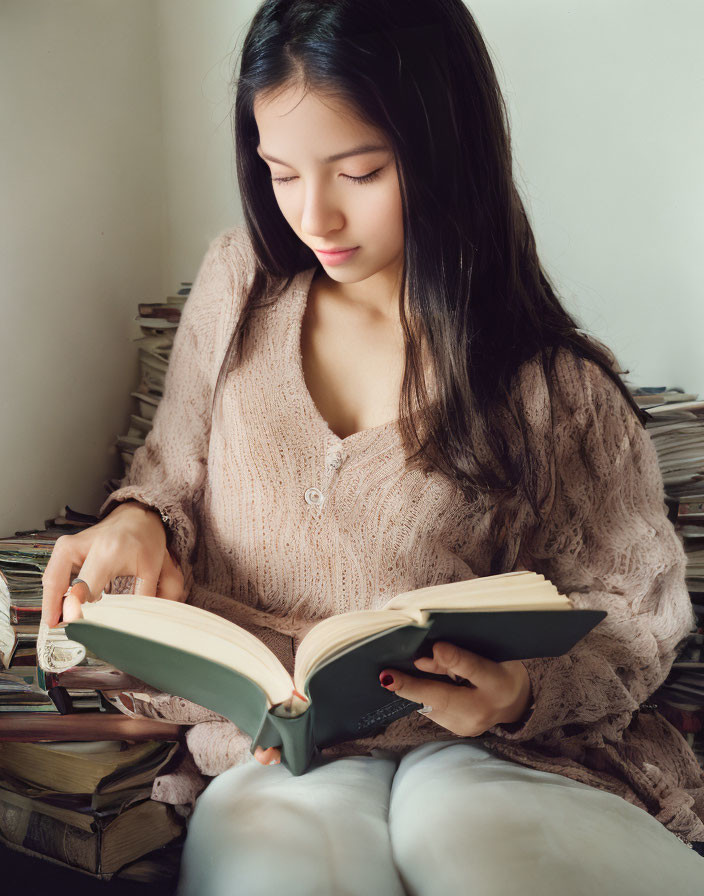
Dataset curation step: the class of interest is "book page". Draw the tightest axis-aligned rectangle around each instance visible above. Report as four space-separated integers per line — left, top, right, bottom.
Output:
382 571 571 612
294 608 426 693
80 596 295 706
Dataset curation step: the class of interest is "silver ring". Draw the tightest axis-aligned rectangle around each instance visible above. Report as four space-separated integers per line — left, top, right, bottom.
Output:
417 704 433 715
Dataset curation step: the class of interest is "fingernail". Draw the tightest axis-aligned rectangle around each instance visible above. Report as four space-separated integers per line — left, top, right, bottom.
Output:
379 673 394 687
63 587 73 598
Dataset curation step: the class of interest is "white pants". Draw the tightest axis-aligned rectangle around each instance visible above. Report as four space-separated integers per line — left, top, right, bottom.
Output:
177 738 703 896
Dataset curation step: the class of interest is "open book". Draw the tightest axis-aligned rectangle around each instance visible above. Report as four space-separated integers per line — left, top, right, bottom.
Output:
57 571 605 775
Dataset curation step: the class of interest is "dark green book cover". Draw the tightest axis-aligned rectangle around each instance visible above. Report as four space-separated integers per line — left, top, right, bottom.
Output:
66 604 605 776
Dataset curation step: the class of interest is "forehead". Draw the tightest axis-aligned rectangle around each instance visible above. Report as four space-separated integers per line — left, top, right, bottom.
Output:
254 81 355 119
254 84 385 148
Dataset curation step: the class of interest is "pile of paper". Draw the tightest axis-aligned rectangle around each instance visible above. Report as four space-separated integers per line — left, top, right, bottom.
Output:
622 378 704 762
106 281 190 490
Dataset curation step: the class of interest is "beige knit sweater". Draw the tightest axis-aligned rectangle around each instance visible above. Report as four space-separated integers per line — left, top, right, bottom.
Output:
99 226 704 847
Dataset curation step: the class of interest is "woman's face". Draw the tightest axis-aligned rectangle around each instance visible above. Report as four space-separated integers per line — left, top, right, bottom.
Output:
253 82 404 295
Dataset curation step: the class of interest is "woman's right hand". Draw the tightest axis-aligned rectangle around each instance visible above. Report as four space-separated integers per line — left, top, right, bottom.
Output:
41 500 186 627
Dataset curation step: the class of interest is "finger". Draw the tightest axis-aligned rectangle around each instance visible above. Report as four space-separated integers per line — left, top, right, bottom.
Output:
155 550 186 601
430 641 496 687
133 559 159 598
253 745 281 766
69 546 153 612
413 655 446 675
41 536 81 627
379 669 456 716
65 564 107 610
413 650 471 684
61 582 90 623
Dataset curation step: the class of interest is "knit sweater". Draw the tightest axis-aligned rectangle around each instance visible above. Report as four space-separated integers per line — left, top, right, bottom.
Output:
98 225 704 847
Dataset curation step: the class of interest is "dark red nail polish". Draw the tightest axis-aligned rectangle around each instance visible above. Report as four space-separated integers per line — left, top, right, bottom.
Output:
380 673 394 687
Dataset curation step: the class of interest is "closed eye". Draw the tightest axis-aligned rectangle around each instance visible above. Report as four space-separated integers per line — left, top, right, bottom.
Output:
271 167 384 185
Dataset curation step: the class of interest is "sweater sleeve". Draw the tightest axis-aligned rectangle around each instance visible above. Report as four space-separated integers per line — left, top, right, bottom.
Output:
97 229 248 598
487 351 695 748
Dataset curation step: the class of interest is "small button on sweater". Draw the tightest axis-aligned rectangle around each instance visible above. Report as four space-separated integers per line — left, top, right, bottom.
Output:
99 225 704 847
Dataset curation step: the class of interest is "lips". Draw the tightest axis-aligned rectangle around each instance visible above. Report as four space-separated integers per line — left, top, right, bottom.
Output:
313 246 359 265
315 247 357 253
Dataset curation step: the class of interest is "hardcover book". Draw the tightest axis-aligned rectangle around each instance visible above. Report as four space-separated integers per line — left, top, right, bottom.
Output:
0 786 182 876
58 570 605 775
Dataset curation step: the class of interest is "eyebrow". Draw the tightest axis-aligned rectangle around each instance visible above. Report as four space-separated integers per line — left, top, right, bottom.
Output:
257 144 388 165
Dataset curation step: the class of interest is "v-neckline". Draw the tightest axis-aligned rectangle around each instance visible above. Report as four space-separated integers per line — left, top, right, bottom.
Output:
292 266 402 447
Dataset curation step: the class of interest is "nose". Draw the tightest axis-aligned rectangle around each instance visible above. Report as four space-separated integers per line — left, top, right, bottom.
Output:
300 180 344 237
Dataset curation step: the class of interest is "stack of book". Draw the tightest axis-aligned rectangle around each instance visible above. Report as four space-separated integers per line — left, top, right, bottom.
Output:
0 713 184 879
0 519 186 881
622 380 704 765
107 282 191 488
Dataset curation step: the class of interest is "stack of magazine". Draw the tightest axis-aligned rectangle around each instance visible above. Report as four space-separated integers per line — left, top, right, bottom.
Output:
621 378 704 764
0 522 90 677
0 514 110 689
105 282 191 491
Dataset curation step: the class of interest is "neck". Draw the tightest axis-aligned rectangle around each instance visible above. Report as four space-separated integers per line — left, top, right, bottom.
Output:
314 267 403 324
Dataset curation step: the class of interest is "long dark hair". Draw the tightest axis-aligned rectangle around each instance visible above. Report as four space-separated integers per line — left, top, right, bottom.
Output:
213 0 648 571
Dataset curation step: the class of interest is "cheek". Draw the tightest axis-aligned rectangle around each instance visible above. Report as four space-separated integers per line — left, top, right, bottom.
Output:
361 184 404 235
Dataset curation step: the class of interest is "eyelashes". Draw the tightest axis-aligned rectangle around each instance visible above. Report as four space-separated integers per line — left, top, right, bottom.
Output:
344 168 383 185
270 167 384 186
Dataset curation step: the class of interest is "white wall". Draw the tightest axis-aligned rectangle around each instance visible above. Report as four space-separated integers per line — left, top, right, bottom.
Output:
155 0 256 290
0 0 164 533
470 0 704 388
2 0 702 535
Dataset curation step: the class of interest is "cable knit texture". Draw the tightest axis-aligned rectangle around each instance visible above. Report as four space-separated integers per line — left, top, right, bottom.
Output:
98 225 704 845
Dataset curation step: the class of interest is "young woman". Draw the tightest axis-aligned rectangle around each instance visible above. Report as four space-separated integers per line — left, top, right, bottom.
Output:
41 1 704 892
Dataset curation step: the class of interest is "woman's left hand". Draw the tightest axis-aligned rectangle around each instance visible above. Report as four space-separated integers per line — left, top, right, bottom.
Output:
379 640 533 737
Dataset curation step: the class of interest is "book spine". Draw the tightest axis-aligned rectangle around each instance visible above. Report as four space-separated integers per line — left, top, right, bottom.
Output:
252 709 317 776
